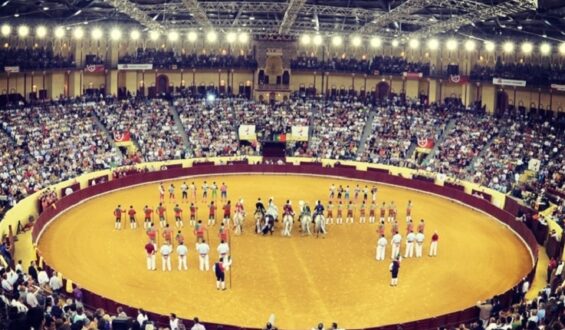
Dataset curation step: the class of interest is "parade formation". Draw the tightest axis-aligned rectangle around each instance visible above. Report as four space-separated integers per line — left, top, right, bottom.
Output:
112 180 440 289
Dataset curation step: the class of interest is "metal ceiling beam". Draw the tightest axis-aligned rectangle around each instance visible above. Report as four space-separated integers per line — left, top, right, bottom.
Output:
406 0 538 39
180 0 212 29
279 0 307 34
357 0 492 34
102 0 164 31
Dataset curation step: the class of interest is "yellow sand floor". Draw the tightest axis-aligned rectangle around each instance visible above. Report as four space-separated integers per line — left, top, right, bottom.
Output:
37 174 532 329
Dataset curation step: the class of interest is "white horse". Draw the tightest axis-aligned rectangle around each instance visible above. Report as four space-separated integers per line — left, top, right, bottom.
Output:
254 212 263 234
300 213 312 235
233 210 245 235
282 213 293 236
314 213 326 238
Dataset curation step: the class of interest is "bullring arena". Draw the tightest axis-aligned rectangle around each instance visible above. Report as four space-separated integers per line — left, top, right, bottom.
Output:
0 0 565 329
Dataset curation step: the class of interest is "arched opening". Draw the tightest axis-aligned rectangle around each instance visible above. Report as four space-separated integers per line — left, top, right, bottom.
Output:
495 90 509 115
156 75 169 95
376 82 389 103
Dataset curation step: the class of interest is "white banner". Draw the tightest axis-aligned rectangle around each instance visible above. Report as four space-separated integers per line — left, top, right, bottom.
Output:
4 66 19 73
117 63 153 70
492 78 526 87
238 125 256 141
290 125 309 141
551 84 565 92
528 158 541 172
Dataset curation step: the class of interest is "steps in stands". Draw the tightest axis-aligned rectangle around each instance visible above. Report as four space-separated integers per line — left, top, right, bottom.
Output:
356 109 376 156
90 112 124 162
422 118 456 166
170 102 193 156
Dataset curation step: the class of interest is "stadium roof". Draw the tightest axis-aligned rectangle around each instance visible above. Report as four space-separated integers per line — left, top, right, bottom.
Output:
0 0 563 41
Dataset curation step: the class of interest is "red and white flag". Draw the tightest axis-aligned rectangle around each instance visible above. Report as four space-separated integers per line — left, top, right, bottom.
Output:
113 131 131 142
417 137 434 149
84 64 105 73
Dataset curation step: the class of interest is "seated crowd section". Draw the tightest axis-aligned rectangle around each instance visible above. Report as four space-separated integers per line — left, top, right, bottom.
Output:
291 55 431 76
0 95 563 216
471 60 565 86
118 48 258 70
0 47 75 71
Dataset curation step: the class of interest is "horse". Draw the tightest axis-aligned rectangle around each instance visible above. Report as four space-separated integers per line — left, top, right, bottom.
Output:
300 213 312 235
233 210 245 235
282 213 293 236
262 214 275 235
314 213 326 238
254 211 264 234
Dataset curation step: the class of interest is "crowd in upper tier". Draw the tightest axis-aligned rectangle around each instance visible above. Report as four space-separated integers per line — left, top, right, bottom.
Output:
0 95 564 222
118 49 258 70
0 47 75 71
291 55 431 76
470 61 565 86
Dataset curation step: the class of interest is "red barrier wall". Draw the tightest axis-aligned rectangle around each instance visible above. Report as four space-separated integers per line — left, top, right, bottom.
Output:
32 163 539 330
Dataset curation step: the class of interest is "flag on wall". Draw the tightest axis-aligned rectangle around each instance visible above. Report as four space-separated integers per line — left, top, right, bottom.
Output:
113 131 131 143
449 75 469 84
273 134 286 142
290 126 309 141
84 64 105 73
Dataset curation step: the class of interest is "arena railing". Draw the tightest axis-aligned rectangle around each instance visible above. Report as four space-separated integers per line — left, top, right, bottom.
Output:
26 159 539 330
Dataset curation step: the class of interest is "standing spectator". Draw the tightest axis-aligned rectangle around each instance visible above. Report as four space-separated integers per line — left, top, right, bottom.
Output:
191 317 206 330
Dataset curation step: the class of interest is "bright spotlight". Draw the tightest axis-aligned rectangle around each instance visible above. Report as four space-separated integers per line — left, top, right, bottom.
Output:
408 38 419 49
149 30 160 41
484 41 495 52
427 38 439 50
370 36 382 48
300 34 311 45
226 31 236 43
464 39 476 52
559 42 565 55
109 28 121 41
1 24 11 37
446 39 457 51
332 35 343 47
187 31 198 42
91 27 103 40
238 32 249 43
206 93 216 103
391 39 399 48
130 29 140 41
73 27 84 39
36 26 47 39
313 34 323 46
17 25 29 38
351 35 362 47
54 26 65 39
167 30 179 42
206 30 217 43
503 41 514 53
521 42 533 54
539 42 551 55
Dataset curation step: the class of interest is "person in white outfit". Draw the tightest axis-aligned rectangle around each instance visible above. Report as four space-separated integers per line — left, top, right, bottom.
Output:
160 243 172 272
176 242 188 270
404 231 415 258
217 240 230 260
376 234 387 261
196 240 210 271
391 232 402 259
415 231 425 257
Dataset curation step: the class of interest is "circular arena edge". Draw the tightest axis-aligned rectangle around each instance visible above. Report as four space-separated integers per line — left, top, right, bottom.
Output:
30 161 539 330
